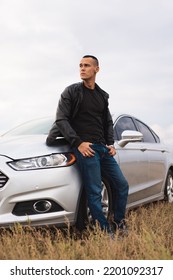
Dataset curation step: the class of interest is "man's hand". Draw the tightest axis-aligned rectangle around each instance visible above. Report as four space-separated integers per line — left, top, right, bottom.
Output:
78 142 95 157
107 145 116 156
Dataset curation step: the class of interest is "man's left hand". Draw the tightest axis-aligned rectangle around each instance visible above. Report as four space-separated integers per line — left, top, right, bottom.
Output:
107 145 116 156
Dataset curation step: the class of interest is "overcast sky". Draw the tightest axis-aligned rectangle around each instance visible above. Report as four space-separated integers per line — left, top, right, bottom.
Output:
0 0 173 144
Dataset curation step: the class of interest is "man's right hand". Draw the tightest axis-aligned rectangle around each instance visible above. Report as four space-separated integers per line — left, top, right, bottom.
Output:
78 142 95 157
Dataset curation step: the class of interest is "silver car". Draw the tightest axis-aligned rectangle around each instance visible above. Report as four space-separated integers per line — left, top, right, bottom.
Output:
0 114 173 229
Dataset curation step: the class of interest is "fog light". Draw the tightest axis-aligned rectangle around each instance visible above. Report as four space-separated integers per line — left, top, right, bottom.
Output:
33 200 52 213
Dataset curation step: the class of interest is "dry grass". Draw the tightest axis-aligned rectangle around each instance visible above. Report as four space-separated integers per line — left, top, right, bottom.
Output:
0 201 173 260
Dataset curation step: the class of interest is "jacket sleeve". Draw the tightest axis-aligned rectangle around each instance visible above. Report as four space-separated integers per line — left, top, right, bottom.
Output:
104 108 114 145
46 87 82 147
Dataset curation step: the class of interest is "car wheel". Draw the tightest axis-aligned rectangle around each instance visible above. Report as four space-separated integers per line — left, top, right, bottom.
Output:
76 178 112 231
165 170 173 203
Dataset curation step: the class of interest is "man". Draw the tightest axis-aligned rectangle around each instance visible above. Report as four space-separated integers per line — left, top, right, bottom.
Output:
46 55 129 235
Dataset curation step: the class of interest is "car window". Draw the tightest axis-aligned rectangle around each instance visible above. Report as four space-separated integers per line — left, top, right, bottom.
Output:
2 118 53 136
114 116 137 140
152 131 160 143
134 119 158 143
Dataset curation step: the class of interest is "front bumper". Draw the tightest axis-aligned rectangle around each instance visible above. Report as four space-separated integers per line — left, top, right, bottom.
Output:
0 155 82 227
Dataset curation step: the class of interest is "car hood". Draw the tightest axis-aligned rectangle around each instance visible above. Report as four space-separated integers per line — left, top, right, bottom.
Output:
0 135 69 159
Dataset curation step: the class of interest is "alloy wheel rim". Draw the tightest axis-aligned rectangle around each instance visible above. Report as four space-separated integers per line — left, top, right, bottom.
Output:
87 182 109 223
167 174 173 203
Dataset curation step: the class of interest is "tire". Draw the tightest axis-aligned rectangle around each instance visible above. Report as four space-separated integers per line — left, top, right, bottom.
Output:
164 170 173 203
76 177 113 231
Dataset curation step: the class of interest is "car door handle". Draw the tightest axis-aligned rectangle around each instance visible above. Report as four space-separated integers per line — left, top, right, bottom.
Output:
140 148 147 152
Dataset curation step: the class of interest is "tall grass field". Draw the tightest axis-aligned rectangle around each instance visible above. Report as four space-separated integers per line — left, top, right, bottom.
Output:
0 201 173 260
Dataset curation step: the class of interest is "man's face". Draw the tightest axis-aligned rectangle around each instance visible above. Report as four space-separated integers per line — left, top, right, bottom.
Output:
79 57 99 81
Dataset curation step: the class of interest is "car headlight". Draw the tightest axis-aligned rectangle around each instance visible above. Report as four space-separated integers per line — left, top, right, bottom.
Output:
7 153 76 171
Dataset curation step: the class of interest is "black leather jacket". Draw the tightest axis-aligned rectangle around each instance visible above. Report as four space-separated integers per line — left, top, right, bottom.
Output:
46 82 114 147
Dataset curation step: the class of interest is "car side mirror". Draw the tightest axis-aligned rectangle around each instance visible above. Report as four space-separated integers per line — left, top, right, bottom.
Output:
117 130 143 148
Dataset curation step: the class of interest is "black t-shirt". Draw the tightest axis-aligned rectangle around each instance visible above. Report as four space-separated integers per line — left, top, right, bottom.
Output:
72 85 106 144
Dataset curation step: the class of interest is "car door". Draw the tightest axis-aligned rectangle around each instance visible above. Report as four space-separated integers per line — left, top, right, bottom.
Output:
114 116 150 206
134 118 167 198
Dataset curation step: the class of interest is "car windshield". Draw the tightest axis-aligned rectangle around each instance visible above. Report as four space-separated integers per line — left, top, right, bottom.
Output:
2 117 54 136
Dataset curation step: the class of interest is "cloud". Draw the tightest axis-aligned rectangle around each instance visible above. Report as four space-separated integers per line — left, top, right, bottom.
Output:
151 124 173 146
0 0 173 137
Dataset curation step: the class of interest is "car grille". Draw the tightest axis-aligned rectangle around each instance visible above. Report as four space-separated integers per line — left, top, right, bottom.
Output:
0 171 9 188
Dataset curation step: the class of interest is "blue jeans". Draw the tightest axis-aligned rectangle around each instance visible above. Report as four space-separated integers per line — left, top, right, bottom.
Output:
73 144 129 231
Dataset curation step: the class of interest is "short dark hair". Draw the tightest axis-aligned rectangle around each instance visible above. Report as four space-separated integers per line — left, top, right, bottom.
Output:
82 55 99 66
